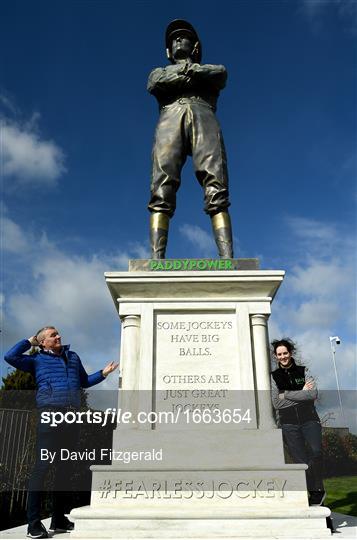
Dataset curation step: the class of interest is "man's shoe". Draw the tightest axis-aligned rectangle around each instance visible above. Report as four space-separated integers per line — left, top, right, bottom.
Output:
309 490 326 506
27 521 48 539
48 516 74 533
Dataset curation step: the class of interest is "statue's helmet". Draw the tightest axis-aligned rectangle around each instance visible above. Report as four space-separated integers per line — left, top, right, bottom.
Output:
165 19 202 64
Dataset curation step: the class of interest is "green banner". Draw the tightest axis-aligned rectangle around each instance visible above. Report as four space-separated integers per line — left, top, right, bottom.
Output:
128 259 260 272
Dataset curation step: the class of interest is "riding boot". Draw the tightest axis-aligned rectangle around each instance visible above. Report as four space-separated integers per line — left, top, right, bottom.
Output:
150 212 170 259
211 211 234 258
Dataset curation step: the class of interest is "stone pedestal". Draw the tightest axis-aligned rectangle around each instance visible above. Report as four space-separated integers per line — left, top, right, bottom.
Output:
71 262 330 538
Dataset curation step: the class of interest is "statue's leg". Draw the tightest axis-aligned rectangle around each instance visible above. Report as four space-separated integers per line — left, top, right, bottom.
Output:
148 103 187 259
210 211 234 258
190 103 234 258
150 212 170 260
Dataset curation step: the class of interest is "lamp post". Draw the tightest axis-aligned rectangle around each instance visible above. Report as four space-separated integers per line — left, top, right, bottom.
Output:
329 336 345 426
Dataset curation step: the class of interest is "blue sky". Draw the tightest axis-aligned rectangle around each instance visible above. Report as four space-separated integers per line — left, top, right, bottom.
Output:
1 1 356 429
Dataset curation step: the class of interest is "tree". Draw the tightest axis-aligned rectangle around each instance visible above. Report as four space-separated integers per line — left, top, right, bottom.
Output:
0 369 36 410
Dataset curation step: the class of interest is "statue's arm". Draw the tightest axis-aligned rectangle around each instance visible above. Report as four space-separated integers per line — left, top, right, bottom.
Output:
186 63 227 90
147 65 191 95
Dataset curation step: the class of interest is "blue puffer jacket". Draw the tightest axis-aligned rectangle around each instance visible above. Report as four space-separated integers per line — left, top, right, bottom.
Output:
4 339 105 408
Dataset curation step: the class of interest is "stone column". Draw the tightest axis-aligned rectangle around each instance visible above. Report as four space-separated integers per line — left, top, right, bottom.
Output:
117 314 140 418
251 314 276 429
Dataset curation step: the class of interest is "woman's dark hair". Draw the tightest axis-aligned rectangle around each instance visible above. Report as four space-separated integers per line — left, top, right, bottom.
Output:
271 338 296 355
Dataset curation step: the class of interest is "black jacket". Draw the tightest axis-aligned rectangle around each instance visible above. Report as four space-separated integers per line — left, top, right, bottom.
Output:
271 361 320 425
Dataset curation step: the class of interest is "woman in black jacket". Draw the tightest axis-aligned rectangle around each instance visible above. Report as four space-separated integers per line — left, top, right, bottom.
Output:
271 338 326 506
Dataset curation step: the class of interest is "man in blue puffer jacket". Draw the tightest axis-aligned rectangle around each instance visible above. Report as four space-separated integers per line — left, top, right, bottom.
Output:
5 326 118 539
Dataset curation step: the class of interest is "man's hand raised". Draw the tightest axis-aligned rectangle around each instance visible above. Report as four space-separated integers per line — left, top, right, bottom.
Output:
102 361 119 378
28 335 39 346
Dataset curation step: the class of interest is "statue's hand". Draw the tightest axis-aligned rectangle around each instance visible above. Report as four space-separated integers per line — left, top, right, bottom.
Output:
165 63 186 74
184 62 200 77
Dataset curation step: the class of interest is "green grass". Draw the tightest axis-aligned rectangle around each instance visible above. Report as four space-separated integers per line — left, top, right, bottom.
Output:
324 476 357 516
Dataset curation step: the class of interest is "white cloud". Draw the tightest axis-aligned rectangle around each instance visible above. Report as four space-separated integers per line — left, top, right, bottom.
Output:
287 259 354 299
284 219 356 334
179 224 216 255
1 119 66 185
287 216 337 243
286 216 355 257
300 0 326 20
0 292 4 315
1 215 29 253
336 0 357 26
289 329 356 391
0 93 19 115
2 215 147 387
291 300 341 329
125 241 150 260
299 0 357 34
5 248 119 360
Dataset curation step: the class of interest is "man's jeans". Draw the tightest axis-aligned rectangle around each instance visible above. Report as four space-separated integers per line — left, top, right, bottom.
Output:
27 413 78 526
282 420 324 491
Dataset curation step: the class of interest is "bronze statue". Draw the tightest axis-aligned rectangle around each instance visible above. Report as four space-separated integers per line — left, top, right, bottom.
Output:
147 19 234 259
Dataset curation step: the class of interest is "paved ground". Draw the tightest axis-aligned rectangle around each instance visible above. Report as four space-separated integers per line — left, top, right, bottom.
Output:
1 512 356 540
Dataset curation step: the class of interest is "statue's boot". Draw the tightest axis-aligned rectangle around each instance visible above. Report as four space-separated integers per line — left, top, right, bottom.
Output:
150 212 170 259
211 211 234 258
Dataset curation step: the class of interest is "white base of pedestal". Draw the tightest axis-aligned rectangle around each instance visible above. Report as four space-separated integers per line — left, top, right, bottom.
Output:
70 437 330 539
70 506 331 538
70 462 331 539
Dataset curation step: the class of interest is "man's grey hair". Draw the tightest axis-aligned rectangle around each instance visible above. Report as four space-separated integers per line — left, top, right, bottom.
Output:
36 326 56 344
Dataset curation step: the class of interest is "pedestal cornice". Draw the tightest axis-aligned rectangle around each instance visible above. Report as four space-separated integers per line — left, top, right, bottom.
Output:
104 269 285 307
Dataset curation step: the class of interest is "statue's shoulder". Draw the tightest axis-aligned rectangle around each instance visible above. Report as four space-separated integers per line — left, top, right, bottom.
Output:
149 66 164 75
201 63 227 71
149 63 173 72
